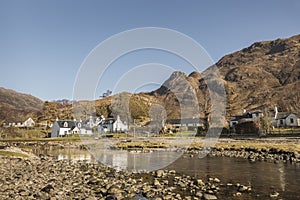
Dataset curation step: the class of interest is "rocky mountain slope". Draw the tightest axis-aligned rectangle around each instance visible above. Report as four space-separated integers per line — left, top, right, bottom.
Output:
91 34 300 123
217 34 300 117
0 87 43 123
1 34 299 125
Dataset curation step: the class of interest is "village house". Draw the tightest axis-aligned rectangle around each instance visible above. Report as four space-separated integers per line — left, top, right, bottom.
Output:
272 112 300 127
3 117 35 128
98 115 128 133
166 118 204 128
229 110 263 127
51 120 81 137
50 115 127 137
79 127 93 135
85 116 104 128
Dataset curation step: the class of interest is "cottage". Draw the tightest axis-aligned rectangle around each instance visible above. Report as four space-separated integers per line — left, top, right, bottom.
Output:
23 118 35 127
272 112 300 127
99 116 128 133
85 116 104 128
4 117 35 128
166 118 203 127
229 110 263 127
79 127 93 135
51 120 78 137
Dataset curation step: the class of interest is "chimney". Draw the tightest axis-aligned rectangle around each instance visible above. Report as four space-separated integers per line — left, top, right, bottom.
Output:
274 106 278 118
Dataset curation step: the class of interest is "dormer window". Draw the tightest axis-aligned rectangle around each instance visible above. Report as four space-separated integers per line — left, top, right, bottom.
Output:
63 122 68 127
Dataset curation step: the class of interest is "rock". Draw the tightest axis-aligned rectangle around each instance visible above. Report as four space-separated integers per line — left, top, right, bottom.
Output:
85 198 98 200
164 195 173 200
213 178 220 183
196 191 203 197
204 193 218 200
235 192 242 196
179 181 186 188
20 191 30 196
156 170 164 177
105 195 117 200
41 184 54 193
107 185 122 195
238 185 249 192
153 179 161 187
195 179 205 186
270 191 279 198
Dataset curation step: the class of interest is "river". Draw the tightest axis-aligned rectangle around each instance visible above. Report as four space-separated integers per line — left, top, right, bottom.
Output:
37 148 300 199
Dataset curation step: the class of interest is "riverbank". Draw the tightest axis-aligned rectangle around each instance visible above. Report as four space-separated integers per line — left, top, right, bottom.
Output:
1 137 300 163
1 138 299 199
0 154 256 200
114 137 300 163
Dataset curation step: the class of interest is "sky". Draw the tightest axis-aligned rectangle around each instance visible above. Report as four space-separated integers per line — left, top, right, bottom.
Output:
0 0 299 101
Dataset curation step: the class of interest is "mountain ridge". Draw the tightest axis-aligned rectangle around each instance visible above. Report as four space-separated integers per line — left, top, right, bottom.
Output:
1 34 300 124
0 87 43 122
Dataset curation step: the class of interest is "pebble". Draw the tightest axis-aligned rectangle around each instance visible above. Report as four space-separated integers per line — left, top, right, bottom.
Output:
204 193 218 200
0 156 232 199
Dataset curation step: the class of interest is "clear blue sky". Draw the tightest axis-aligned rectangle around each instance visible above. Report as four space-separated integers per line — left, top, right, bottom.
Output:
0 0 299 100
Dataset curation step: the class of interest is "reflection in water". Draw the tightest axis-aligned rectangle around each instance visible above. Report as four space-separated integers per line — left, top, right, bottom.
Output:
57 154 92 162
43 148 300 199
95 150 180 172
278 162 286 191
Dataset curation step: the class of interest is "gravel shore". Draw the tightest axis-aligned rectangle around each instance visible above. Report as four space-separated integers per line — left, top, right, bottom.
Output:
0 154 254 200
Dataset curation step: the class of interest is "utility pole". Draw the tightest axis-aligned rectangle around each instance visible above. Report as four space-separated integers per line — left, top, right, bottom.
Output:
133 119 136 138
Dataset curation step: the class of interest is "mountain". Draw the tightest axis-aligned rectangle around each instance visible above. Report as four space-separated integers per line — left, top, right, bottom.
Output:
92 34 300 123
216 34 300 117
2 34 299 125
0 87 43 123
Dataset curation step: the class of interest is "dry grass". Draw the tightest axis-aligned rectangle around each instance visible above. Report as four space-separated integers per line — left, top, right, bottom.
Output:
115 138 300 153
0 150 29 158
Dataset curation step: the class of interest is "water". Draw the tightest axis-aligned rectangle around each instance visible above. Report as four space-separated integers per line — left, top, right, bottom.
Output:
167 156 300 199
39 148 300 199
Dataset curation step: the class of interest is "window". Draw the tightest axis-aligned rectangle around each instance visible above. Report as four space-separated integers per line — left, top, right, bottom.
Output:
290 118 294 124
280 120 284 125
63 122 68 127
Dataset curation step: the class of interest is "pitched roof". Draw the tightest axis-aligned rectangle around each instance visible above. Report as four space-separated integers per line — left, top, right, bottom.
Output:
275 112 294 120
55 120 77 129
166 118 203 124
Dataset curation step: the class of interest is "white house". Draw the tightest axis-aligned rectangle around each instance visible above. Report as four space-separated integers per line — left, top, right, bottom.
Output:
166 118 203 127
51 120 79 137
229 110 263 127
23 118 35 127
272 112 300 127
4 117 35 128
99 115 128 133
79 127 93 135
113 116 128 132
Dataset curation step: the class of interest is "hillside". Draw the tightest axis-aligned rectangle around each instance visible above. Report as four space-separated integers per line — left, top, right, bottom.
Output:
92 34 300 123
216 34 300 117
0 87 43 123
1 34 299 125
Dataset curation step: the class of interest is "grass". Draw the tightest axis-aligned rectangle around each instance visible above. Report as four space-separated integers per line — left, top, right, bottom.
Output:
214 141 300 153
116 140 170 149
114 138 300 153
0 135 84 142
0 150 29 158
